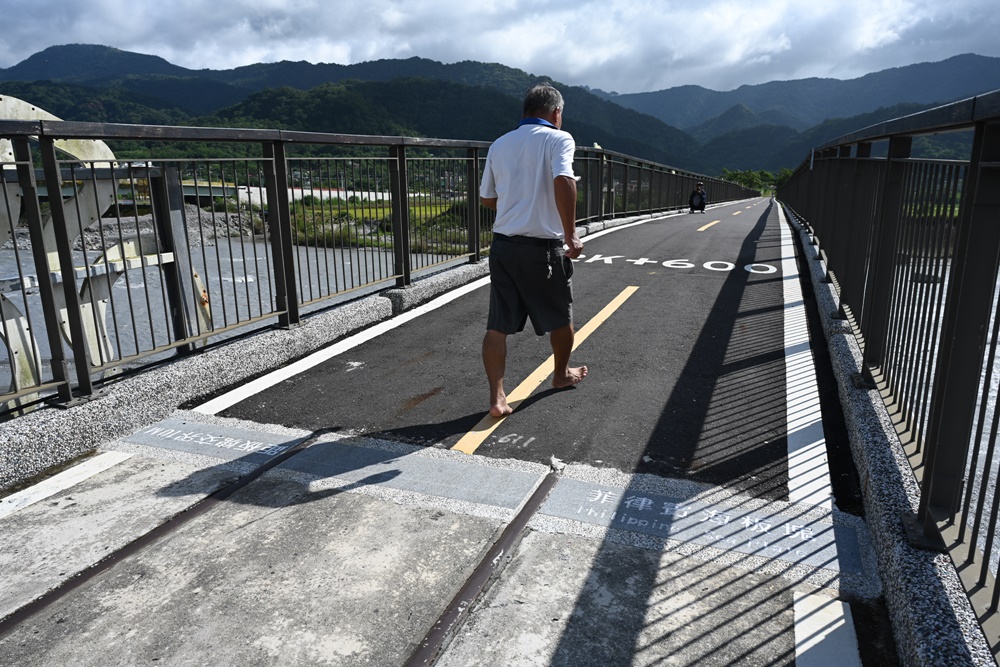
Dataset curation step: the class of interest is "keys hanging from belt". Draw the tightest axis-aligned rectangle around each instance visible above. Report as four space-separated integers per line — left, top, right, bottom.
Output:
546 249 553 279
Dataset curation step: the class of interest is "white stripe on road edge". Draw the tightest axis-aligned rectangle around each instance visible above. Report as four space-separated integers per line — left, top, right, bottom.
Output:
0 277 494 520
794 592 863 667
194 276 492 415
0 451 133 520
779 202 861 667
581 209 689 242
779 203 834 510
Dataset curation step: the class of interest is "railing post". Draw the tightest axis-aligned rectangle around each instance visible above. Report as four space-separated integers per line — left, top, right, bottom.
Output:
602 160 615 219
626 162 633 213
913 120 1000 542
655 169 664 211
262 139 299 327
801 152 815 227
587 151 603 222
575 150 587 221
12 137 73 403
596 154 604 221
37 133 94 399
859 135 912 375
631 161 637 213
816 148 837 237
639 163 647 213
842 142 873 312
466 147 480 263
149 165 196 352
389 143 412 287
826 145 854 283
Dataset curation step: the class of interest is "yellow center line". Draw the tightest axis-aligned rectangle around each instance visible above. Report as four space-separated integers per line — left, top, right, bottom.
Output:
453 285 640 455
732 210 742 215
697 220 721 232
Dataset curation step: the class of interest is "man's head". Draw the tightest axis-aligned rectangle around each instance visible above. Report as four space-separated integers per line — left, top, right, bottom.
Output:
523 84 564 128
697 182 704 189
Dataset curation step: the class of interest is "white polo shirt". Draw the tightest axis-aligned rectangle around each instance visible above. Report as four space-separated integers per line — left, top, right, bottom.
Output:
480 122 576 239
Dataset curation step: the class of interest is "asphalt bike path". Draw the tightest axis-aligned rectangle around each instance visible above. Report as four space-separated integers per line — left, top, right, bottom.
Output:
222 199 787 498
0 199 886 666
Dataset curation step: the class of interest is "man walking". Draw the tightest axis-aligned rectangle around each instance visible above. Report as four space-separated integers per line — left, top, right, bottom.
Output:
479 84 588 418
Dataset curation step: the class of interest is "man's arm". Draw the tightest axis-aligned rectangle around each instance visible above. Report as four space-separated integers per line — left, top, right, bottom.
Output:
480 197 497 210
554 175 583 258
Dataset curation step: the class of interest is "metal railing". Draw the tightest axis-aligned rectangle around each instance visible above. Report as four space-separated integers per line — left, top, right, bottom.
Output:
0 119 755 415
777 88 1000 656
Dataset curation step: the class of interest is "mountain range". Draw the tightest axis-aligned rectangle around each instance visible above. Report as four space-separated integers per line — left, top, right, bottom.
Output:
2 44 998 175
608 53 1000 131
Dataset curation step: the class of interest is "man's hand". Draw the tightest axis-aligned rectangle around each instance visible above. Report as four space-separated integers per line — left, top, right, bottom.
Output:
564 232 584 259
553 175 582 258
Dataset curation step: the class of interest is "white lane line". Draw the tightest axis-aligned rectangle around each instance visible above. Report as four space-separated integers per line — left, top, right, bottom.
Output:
779 203 833 511
582 201 760 244
194 276 492 415
779 203 861 667
793 592 863 667
0 451 133 520
581 209 688 242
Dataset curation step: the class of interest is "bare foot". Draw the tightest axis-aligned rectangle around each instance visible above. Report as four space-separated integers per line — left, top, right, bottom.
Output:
490 394 514 418
553 365 588 389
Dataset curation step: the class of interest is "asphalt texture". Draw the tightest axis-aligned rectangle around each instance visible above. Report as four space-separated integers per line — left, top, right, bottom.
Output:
223 200 789 499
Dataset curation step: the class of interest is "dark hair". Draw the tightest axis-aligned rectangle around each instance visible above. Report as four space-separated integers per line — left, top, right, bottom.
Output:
523 84 564 116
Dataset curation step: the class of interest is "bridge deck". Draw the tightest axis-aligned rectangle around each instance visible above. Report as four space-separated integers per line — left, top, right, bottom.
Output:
0 200 895 665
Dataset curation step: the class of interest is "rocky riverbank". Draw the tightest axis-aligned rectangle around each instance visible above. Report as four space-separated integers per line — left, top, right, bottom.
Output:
2 204 263 251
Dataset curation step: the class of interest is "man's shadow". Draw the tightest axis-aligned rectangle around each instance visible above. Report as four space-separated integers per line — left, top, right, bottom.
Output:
153 433 406 508
151 369 576 507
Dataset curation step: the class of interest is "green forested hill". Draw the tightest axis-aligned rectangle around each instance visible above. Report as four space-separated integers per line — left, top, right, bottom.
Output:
0 80 192 125
0 46 557 116
1 44 189 83
213 57 539 100
700 125 801 172
215 79 705 169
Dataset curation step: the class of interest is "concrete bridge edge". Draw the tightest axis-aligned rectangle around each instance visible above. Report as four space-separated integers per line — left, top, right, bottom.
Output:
777 200 994 667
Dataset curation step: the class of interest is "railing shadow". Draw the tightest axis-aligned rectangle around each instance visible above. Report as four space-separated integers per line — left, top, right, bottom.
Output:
536 202 873 665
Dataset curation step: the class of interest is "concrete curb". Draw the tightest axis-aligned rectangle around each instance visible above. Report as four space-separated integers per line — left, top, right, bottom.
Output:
777 201 994 666
383 262 490 314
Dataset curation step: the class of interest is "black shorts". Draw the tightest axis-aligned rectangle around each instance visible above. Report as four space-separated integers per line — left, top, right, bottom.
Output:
487 234 574 335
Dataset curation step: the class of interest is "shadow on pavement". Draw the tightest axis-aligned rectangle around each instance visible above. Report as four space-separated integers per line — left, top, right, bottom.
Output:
547 202 799 665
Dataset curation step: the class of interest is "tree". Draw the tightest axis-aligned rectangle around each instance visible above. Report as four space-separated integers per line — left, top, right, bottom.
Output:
719 168 780 194
773 168 795 190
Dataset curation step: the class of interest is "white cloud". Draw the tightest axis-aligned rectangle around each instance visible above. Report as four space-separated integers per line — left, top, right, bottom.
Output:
1 0 998 93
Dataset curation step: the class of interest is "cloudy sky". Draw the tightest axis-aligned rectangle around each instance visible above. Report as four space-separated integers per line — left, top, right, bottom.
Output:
2 0 999 94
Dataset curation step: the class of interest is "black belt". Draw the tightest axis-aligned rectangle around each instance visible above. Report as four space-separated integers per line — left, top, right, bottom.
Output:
493 233 562 248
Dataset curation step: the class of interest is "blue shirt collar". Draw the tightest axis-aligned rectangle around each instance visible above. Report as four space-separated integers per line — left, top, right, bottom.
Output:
519 117 557 129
